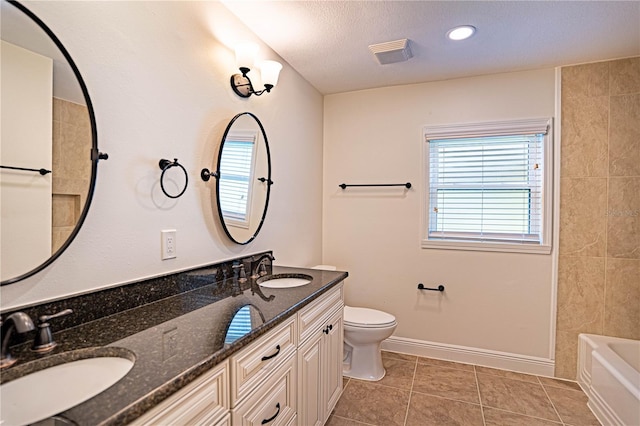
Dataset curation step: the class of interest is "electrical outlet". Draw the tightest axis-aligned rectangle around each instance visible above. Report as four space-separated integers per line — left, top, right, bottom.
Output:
161 229 176 260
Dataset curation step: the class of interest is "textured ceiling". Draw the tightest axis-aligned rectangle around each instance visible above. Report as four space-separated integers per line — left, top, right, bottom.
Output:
222 1 640 95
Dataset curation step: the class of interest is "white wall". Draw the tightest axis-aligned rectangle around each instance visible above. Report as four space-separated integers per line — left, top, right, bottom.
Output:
1 1 324 310
323 69 557 367
1 41 52 281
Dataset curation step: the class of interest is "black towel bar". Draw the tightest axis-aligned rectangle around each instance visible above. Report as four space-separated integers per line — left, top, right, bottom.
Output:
0 165 51 175
418 283 445 292
339 182 411 189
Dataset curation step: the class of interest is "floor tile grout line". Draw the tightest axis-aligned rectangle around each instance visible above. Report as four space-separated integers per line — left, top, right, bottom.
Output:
349 377 411 393
402 357 418 426
482 406 566 425
537 375 566 425
475 369 541 384
474 365 488 426
331 413 377 426
410 388 483 407
417 359 476 372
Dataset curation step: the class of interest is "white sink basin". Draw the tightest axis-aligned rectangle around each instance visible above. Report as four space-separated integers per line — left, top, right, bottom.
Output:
258 273 312 288
1 354 134 426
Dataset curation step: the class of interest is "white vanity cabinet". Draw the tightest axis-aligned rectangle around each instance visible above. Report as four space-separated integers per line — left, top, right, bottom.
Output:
297 284 344 426
230 316 297 426
130 282 345 426
131 360 230 426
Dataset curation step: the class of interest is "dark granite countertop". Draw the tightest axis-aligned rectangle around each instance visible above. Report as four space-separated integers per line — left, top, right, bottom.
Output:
1 265 347 426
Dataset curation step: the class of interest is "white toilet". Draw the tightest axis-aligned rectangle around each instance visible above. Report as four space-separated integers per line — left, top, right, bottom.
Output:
343 306 397 381
312 265 397 381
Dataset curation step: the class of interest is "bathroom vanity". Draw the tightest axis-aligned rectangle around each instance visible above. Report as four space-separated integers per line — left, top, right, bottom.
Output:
133 284 344 426
0 254 347 426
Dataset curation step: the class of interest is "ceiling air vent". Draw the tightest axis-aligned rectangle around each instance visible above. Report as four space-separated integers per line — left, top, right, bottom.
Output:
368 39 413 65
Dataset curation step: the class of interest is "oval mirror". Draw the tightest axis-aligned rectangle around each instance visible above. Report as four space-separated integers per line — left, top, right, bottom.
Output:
1 1 104 285
210 112 272 245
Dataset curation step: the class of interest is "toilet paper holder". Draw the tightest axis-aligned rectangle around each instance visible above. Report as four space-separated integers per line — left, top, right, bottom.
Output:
417 283 445 292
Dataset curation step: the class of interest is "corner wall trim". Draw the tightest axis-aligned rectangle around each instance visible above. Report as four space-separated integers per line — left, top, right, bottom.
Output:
381 336 555 377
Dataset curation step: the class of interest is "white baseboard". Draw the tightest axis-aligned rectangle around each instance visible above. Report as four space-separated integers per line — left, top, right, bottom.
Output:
381 336 555 377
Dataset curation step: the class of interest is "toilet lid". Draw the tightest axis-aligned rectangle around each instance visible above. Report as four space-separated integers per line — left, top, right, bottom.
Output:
344 306 396 328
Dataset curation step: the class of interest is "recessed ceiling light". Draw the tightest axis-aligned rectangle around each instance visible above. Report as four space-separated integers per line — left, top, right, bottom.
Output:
447 25 476 41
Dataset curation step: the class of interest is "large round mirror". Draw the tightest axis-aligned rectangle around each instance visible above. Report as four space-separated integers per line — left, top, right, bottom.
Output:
206 112 272 245
1 1 104 285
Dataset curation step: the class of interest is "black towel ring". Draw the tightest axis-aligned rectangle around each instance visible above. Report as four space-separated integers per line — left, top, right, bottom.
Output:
159 158 188 199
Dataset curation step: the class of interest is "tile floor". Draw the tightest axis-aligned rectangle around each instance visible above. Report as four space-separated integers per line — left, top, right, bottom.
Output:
328 351 600 426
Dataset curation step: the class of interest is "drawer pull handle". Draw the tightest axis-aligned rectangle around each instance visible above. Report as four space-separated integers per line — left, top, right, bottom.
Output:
323 324 333 334
261 344 281 361
261 402 281 424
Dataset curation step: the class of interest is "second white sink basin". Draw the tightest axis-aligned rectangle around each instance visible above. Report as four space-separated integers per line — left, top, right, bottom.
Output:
1 352 134 426
258 273 312 288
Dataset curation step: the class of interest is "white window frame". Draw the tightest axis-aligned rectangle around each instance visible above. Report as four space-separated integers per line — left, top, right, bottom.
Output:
422 118 553 254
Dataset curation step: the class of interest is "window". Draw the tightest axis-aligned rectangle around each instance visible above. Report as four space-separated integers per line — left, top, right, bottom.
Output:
423 118 552 254
218 131 258 229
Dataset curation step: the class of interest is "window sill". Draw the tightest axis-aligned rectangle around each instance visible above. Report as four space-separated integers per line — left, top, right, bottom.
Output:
421 239 552 255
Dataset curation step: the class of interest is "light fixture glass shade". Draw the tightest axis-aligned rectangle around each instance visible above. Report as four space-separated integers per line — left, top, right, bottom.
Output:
235 42 259 70
259 60 283 87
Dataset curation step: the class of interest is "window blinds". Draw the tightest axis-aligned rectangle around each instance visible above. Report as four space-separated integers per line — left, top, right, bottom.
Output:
427 134 545 244
219 136 256 223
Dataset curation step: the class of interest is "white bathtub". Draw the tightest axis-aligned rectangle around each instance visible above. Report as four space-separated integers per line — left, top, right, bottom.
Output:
577 334 640 426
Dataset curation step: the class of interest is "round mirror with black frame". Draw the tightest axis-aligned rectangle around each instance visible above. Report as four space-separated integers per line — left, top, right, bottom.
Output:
202 112 272 245
1 0 107 285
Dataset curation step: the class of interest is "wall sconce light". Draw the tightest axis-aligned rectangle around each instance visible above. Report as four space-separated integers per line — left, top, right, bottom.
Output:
230 42 283 98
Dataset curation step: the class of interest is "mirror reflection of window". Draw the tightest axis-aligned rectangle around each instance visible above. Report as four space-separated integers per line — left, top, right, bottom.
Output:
219 130 258 229
224 305 265 345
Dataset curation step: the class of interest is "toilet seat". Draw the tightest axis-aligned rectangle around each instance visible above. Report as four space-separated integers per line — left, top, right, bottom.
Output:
344 306 396 329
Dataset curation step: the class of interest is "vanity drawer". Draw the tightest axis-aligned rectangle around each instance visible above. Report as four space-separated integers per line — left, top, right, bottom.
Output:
131 360 229 426
215 413 231 426
231 316 297 406
232 352 297 426
298 284 343 343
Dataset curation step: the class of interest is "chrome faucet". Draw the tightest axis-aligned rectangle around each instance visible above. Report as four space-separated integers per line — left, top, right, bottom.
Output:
1 312 35 369
252 253 275 278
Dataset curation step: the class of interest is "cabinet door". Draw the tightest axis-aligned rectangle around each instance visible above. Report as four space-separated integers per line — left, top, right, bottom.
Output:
297 331 324 426
323 308 344 421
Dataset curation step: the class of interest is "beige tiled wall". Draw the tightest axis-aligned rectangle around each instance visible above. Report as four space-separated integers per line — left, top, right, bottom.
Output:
51 98 92 252
556 57 640 379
